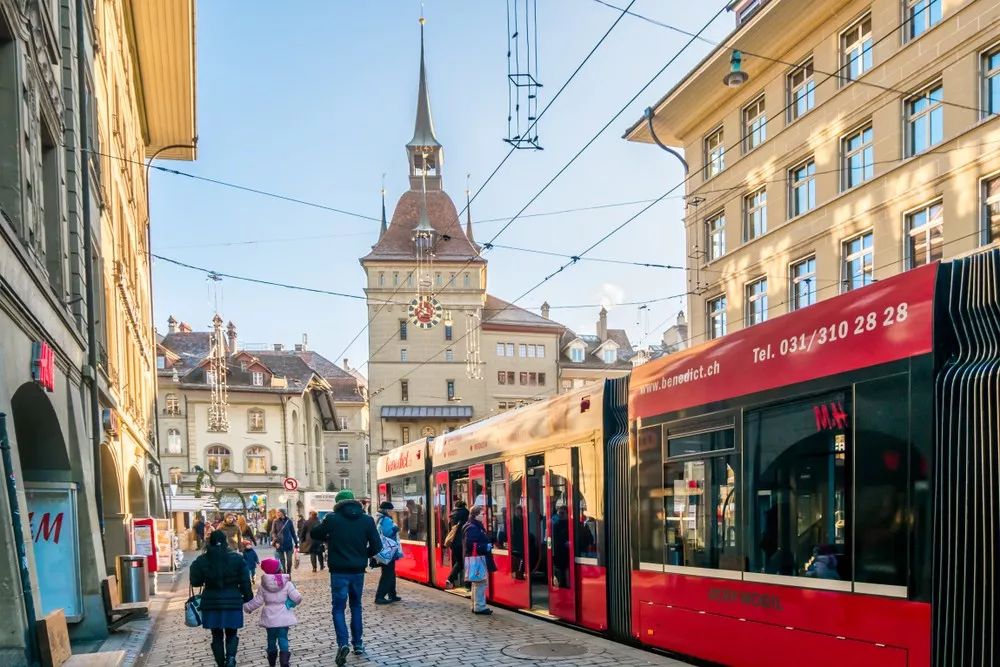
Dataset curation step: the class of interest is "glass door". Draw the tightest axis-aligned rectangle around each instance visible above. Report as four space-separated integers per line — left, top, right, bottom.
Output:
525 455 548 611
547 448 577 623
432 470 450 588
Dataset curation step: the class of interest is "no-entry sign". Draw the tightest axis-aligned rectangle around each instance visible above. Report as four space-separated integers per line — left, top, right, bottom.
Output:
282 477 298 491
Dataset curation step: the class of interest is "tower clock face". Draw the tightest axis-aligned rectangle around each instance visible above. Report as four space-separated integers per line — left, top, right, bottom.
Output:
408 296 443 329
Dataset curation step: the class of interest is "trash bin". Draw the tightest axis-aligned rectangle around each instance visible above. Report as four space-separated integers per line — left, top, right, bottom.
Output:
117 555 149 603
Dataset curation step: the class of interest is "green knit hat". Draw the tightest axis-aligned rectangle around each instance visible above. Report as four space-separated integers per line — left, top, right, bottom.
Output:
335 489 355 503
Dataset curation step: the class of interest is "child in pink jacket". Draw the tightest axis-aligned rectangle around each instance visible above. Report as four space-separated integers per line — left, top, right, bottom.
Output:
243 558 303 667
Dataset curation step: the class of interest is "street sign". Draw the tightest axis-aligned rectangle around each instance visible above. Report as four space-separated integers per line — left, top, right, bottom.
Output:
282 477 298 491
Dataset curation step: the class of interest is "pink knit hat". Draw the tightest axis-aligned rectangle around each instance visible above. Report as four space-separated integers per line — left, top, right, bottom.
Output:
260 558 282 575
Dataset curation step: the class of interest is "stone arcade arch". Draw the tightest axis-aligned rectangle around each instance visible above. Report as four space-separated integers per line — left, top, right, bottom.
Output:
99 444 127 572
11 382 70 481
127 467 147 517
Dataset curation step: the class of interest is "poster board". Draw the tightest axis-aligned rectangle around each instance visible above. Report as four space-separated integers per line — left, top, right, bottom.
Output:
131 517 158 572
154 518 173 571
24 483 83 622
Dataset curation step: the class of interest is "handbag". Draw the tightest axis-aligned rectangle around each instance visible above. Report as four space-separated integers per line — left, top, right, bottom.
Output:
184 584 202 628
443 524 459 548
464 555 488 582
375 520 401 565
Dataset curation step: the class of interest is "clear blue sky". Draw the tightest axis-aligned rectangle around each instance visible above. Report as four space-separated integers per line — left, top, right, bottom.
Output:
150 1 735 373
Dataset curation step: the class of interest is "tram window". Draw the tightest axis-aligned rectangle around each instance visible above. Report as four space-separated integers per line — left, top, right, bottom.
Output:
664 454 738 570
435 480 449 551
488 463 508 549
746 392 851 580
854 374 909 587
637 425 665 565
667 428 735 457
576 445 602 561
387 474 426 541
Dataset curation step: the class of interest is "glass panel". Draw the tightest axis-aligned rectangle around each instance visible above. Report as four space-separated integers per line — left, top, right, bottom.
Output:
549 464 571 589
508 470 526 579
576 445 601 561
667 428 735 457
637 425 664 564
489 463 508 549
747 392 850 580
664 455 739 570
388 474 427 541
435 480 449 564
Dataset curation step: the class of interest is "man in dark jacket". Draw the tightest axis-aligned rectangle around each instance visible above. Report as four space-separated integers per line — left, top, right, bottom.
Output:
310 489 381 666
270 509 298 576
445 500 469 589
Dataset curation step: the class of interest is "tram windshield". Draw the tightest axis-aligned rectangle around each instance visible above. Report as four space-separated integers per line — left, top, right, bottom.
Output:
384 473 427 541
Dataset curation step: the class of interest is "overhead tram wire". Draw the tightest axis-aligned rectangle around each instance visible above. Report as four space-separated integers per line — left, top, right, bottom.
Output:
329 1 641 367
365 0 964 395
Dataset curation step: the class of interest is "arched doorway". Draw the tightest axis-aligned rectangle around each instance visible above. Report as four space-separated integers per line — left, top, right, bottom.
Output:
127 467 147 517
147 479 162 518
100 444 127 572
11 382 70 481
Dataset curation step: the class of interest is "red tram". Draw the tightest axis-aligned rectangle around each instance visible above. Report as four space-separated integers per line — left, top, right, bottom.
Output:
376 251 1000 667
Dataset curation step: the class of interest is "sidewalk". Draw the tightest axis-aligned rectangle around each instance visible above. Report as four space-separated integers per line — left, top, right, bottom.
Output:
135 565 694 667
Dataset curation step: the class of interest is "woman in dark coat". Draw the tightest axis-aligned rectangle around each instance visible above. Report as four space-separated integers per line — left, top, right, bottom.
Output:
190 530 253 667
299 511 325 572
445 500 469 589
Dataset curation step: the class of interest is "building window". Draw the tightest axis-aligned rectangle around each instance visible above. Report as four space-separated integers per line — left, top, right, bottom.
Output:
526 345 536 358
706 212 726 261
704 127 725 178
506 371 515 384
707 295 727 339
506 343 514 357
570 346 585 363
841 14 872 83
206 445 231 473
983 47 1000 117
248 408 265 432
251 371 264 386
602 348 617 364
743 188 767 241
400 348 408 362
339 416 348 430
539 372 546 386
789 159 816 217
518 344 527 357
981 174 1000 245
340 477 351 490
378 272 385 287
905 83 943 157
444 324 452 341
401 426 410 443
445 348 454 362
435 272 442 287
906 201 944 268
496 342 505 357
392 272 399 287
446 379 455 400
205 370 217 386
905 0 941 40
789 256 817 310
519 372 528 385
842 125 874 190
166 428 182 454
788 59 815 121
498 371 507 385
745 277 768 326
463 272 471 287
743 95 766 151
338 444 349 462
536 345 545 358
400 380 409 402
842 232 874 291
244 446 269 474
407 273 414 288
399 319 408 340
165 393 180 416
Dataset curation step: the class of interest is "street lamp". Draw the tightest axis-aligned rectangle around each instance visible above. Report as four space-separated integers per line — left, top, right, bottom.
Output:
723 50 749 88
643 107 689 175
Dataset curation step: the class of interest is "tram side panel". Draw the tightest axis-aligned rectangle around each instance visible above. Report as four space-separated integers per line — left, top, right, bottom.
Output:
375 439 432 585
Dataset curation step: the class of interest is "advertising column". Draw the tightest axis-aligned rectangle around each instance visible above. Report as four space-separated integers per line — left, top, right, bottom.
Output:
24 482 83 621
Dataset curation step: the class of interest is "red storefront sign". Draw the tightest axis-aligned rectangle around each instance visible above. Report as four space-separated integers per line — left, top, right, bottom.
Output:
31 341 55 392
630 263 939 419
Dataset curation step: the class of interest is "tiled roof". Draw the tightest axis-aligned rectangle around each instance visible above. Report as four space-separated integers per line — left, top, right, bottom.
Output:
294 351 365 403
381 405 473 419
362 190 483 262
483 295 564 331
252 352 319 388
559 328 634 370
159 332 212 370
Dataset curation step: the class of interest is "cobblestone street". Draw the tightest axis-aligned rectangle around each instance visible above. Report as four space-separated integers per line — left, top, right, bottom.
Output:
138 566 692 667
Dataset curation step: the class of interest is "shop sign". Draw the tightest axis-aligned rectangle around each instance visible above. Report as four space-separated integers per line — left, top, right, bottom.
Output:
25 483 82 621
102 408 120 436
31 341 55 392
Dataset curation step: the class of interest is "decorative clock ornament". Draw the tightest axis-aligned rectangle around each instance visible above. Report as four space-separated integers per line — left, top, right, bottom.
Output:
408 296 443 329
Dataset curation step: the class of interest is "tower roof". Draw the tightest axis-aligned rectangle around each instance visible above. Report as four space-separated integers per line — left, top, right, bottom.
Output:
362 189 483 263
406 19 440 149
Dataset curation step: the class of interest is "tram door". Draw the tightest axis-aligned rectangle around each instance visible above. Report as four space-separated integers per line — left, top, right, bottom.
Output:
525 456 548 611
546 448 576 623
432 471 450 588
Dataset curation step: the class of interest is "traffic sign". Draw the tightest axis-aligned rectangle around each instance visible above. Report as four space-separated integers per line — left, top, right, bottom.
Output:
282 477 298 491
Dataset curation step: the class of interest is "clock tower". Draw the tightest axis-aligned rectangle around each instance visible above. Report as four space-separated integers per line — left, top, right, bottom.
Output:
360 18 487 496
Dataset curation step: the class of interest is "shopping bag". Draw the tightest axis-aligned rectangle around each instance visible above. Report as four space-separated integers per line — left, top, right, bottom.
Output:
464 555 487 582
293 548 300 570
184 585 203 628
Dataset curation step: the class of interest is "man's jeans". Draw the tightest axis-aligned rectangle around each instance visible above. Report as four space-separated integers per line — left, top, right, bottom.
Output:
330 572 366 648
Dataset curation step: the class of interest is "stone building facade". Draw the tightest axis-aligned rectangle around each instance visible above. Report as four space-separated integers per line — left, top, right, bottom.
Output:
627 0 1000 344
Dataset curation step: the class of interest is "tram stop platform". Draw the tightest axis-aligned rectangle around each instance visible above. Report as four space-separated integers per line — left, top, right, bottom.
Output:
138 566 694 667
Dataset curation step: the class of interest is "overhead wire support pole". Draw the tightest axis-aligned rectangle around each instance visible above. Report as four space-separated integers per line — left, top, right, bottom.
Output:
505 0 544 149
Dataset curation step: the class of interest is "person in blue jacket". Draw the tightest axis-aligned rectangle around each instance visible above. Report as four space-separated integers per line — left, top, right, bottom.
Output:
374 502 402 604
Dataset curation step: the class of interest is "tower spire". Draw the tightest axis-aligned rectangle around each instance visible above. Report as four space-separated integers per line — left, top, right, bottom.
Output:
378 175 388 239
407 15 443 191
465 173 475 245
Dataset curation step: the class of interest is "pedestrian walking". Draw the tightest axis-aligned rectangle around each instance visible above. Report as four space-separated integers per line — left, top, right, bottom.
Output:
300 511 325 572
374 502 402 605
242 540 261 585
309 490 381 666
271 509 298 576
238 515 257 547
243 558 303 667
263 509 277 543
189 530 254 666
193 515 206 550
444 499 469 589
219 513 241 552
463 505 495 615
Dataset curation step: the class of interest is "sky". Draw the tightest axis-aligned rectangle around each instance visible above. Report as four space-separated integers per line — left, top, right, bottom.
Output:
149 1 736 374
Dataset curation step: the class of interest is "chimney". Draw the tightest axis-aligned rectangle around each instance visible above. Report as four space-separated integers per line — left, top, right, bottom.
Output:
540 302 550 320
301 333 308 351
167 315 178 334
343 358 350 370
178 322 192 333
273 343 284 351
294 344 304 352
597 307 608 341
226 321 237 355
